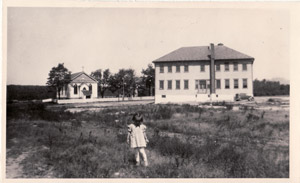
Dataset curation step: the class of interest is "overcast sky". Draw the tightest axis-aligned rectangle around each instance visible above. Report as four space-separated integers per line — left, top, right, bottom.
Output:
7 7 290 85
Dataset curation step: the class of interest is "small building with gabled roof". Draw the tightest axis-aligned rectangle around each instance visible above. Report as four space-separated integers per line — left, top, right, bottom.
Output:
58 72 98 99
152 43 255 103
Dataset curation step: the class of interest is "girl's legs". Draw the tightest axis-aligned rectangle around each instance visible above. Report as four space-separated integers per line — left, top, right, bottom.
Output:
134 148 140 165
139 148 148 166
134 147 148 166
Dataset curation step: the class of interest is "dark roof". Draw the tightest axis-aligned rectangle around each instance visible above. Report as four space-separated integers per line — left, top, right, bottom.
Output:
70 72 98 82
71 72 83 80
153 45 254 63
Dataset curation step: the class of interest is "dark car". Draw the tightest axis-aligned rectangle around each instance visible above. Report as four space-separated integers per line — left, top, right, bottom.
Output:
235 93 254 101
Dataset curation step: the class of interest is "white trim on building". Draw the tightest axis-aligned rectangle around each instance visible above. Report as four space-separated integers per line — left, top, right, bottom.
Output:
153 43 254 104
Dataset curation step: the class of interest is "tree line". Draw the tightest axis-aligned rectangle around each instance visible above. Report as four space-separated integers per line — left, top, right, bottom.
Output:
253 79 289 96
90 67 154 98
7 85 56 101
46 63 155 99
7 62 289 101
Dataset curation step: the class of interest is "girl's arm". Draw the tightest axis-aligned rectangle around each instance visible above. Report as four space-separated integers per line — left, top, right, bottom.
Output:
127 133 130 144
127 125 131 144
143 126 149 143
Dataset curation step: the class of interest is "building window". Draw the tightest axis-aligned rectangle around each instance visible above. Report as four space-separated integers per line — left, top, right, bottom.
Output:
225 79 230 89
176 65 180 73
234 79 239 89
207 80 210 90
243 63 247 71
160 65 164 73
216 64 220 71
195 80 199 89
159 80 164 90
199 80 207 89
200 64 205 72
216 79 221 89
167 80 172 90
184 80 189 89
168 65 172 73
74 84 78 94
225 62 229 71
195 80 206 89
243 79 248 88
234 62 238 71
89 84 92 91
184 65 189 72
176 80 180 89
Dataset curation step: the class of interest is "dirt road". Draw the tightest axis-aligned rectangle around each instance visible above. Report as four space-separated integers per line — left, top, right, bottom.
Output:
6 149 29 178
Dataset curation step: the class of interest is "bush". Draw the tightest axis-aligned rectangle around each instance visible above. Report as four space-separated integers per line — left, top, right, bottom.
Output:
246 113 260 122
151 105 174 120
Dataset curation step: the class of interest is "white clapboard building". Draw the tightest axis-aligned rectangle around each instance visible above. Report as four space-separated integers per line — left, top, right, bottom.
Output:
57 72 98 99
152 43 254 103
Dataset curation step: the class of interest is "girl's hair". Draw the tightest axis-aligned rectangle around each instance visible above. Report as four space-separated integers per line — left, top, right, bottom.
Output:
132 113 143 127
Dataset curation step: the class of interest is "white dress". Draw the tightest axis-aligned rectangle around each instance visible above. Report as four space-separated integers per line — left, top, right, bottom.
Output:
128 124 147 148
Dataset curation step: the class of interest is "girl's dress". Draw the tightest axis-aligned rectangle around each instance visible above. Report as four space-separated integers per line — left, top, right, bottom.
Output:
127 123 147 148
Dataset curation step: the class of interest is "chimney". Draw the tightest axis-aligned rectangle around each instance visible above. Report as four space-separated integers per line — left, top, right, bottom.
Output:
210 43 216 94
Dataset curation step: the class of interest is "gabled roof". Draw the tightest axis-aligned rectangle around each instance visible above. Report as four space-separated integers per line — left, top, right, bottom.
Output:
70 72 98 83
71 72 83 80
153 45 254 63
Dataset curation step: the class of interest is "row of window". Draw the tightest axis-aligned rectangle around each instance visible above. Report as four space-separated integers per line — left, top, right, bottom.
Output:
159 79 248 90
159 62 248 73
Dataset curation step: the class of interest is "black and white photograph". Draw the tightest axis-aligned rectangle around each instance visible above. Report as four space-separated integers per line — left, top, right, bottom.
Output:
1 1 300 182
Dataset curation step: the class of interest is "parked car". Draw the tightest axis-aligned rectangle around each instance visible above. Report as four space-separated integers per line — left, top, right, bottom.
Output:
235 93 254 101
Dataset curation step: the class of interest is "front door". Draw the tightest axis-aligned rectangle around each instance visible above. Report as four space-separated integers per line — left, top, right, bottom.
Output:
196 79 211 102
197 80 207 94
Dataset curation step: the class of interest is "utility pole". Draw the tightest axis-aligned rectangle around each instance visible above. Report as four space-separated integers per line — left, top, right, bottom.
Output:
210 43 216 106
122 78 125 101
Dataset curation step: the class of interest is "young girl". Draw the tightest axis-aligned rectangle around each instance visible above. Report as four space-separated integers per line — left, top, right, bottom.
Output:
127 113 149 167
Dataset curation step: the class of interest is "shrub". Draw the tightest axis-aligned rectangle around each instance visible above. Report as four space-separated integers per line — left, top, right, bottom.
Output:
151 105 174 120
149 136 196 167
246 113 260 122
261 111 266 119
225 104 233 110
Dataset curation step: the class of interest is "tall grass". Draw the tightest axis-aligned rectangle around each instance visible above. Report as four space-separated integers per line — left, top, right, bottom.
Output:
6 102 289 178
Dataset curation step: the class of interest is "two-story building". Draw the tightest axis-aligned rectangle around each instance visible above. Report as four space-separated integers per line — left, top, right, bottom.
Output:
152 43 254 103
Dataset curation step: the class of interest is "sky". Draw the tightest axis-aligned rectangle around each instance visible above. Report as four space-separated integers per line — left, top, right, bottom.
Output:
6 7 290 85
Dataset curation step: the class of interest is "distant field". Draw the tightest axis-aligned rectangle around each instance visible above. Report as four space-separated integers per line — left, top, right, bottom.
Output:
6 99 289 178
52 95 289 113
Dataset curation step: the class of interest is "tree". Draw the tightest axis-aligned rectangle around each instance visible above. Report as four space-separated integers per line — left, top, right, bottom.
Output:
109 69 138 100
101 69 111 97
141 64 155 96
46 63 71 99
91 69 111 98
90 69 102 97
253 79 289 96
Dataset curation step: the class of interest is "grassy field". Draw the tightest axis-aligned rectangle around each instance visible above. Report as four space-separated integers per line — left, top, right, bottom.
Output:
6 100 289 178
